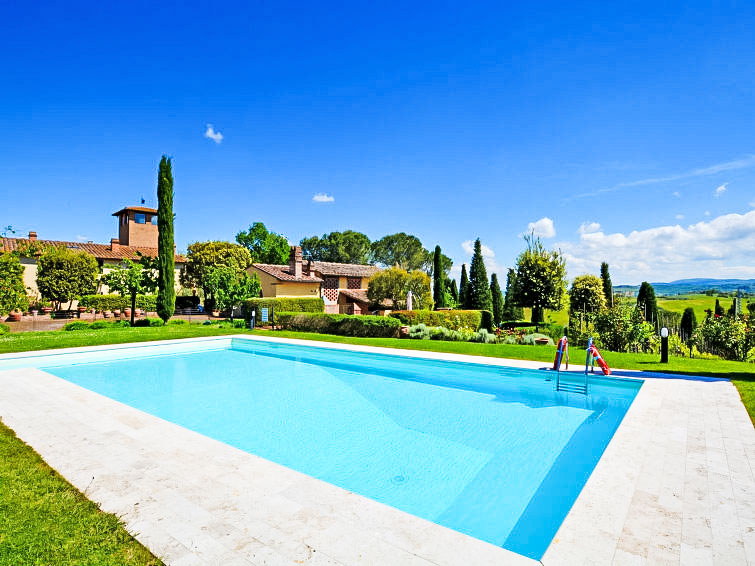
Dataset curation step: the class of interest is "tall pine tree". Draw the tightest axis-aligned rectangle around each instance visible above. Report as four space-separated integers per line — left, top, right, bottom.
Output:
600 262 613 308
468 239 493 311
458 264 469 308
432 245 445 309
490 273 504 326
636 281 658 327
156 156 175 323
448 279 459 304
714 299 724 316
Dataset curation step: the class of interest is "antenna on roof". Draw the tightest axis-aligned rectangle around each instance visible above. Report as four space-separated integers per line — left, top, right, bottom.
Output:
140 196 145 205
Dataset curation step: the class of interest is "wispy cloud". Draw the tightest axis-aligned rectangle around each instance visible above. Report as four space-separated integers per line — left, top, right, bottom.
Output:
714 183 727 197
578 221 601 235
672 191 680 198
675 214 685 220
569 154 755 201
525 217 556 238
204 124 223 144
312 193 335 203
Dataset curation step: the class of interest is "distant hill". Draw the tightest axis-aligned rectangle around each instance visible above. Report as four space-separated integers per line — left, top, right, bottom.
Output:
614 278 755 296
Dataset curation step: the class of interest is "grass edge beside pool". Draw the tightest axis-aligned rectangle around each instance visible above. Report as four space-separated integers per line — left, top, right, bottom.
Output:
0 419 163 566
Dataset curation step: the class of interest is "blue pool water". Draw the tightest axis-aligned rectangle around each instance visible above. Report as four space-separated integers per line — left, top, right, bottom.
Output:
39 338 640 559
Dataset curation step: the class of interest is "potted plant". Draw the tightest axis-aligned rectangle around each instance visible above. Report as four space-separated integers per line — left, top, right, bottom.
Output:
114 308 121 317
103 310 112 318
7 309 22 322
124 307 132 318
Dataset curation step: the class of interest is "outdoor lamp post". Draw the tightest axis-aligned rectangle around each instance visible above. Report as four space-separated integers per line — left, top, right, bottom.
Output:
660 327 669 363
250 310 255 330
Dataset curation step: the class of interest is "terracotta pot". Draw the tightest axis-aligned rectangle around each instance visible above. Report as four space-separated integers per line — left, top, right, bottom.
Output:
114 309 121 316
41 307 52 314
103 311 111 318
7 311 22 322
78 306 87 313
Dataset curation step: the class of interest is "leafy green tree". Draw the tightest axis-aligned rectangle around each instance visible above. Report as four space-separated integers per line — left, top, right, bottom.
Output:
369 233 429 271
0 253 28 315
600 262 613 308
680 307 697 343
714 298 724 317
204 266 261 320
236 222 290 264
102 256 158 325
367 267 433 310
490 273 504 326
468 239 492 311
36 247 98 311
512 234 567 323
636 282 659 327
569 274 606 316
156 155 175 323
501 268 523 321
432 246 446 309
458 264 470 308
300 230 371 264
180 241 252 310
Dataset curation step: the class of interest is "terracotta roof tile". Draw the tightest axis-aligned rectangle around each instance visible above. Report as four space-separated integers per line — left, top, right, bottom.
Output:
251 263 323 283
339 289 369 303
1 237 186 262
111 206 158 216
310 261 380 278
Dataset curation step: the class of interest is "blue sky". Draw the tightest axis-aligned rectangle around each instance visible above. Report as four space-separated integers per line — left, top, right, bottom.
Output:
2 1 754 284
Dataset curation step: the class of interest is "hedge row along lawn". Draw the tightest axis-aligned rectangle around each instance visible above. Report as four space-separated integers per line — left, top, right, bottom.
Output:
0 421 163 566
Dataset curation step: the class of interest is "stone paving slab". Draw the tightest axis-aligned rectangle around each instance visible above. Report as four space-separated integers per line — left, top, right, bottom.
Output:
1 335 754 565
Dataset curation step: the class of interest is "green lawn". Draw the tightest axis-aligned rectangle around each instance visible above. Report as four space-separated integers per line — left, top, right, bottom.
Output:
0 420 162 566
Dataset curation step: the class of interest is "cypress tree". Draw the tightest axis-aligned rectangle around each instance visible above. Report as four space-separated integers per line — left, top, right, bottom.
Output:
600 262 613 308
636 281 658 327
490 273 504 326
448 279 459 304
680 307 697 342
458 264 469 309
714 299 724 317
468 239 493 311
432 245 445 309
156 156 175 323
502 268 523 321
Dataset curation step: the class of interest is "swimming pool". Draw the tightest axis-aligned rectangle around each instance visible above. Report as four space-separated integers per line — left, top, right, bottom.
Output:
11 337 641 559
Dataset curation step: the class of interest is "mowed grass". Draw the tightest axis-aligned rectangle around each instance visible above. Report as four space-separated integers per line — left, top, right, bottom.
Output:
0 420 163 566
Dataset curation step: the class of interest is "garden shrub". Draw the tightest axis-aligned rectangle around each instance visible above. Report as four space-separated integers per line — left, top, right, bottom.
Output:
276 312 400 338
241 297 324 322
90 320 114 329
0 323 11 335
479 310 493 332
471 328 497 344
520 333 554 346
132 318 164 327
135 295 157 312
232 318 247 328
167 319 188 325
389 310 483 330
62 321 92 331
408 323 431 340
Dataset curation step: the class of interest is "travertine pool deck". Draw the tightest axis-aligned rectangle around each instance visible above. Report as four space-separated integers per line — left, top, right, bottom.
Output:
1 335 753 565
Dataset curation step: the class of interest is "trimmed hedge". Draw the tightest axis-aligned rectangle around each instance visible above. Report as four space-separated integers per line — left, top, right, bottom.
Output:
241 297 324 321
62 320 132 331
79 294 158 312
276 312 400 338
389 310 491 330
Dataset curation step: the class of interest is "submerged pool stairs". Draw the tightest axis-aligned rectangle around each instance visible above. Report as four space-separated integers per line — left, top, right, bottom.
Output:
555 371 588 395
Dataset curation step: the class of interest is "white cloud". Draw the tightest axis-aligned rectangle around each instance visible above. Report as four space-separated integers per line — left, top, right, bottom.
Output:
704 210 711 216
461 240 494 257
672 191 680 198
526 217 556 238
312 193 335 203
675 214 684 220
557 210 755 283
714 183 727 197
204 124 223 144
578 222 601 235
750 201 755 208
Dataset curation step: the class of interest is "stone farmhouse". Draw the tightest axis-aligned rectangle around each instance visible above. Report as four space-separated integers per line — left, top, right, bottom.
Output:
249 246 381 314
1 205 186 297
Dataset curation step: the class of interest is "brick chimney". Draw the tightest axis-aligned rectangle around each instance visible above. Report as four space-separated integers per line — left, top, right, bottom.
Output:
28 231 37 241
110 238 120 252
289 246 303 278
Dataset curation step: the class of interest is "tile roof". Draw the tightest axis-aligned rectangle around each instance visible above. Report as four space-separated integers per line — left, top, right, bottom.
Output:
112 206 158 216
338 289 369 303
1 237 186 262
310 261 380 278
251 263 323 283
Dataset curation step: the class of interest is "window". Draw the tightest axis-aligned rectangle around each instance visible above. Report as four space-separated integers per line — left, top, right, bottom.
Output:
134 213 146 224
151 215 158 225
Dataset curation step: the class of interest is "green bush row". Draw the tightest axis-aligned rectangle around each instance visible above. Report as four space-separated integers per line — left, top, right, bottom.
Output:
389 309 492 331
78 294 157 312
276 312 400 338
241 297 324 320
62 320 132 331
